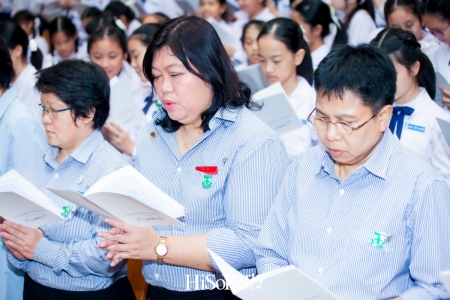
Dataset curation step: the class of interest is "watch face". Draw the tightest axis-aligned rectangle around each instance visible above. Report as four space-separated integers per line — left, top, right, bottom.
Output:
156 244 168 256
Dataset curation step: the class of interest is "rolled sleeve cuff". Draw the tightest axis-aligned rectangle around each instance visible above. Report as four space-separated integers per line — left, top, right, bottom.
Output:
399 285 443 300
6 250 29 270
207 228 255 272
34 237 61 269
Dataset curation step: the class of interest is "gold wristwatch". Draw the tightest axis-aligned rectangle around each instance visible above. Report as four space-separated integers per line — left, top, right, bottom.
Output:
155 236 168 263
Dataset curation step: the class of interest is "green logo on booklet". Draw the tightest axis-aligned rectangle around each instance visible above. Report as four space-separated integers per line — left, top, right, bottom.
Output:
61 206 70 218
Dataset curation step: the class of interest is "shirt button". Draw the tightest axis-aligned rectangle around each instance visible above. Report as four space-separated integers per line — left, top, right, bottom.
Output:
177 167 182 173
318 267 324 274
326 227 332 234
339 189 344 196
54 174 59 179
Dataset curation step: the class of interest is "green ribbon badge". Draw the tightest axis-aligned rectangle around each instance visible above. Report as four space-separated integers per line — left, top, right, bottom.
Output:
202 174 213 189
61 206 70 218
371 231 388 248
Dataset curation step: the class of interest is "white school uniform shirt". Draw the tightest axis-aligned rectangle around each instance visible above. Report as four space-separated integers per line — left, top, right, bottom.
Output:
254 76 318 160
34 36 49 56
80 0 110 10
142 0 184 19
347 10 376 45
420 32 440 67
126 19 142 38
311 44 330 71
434 43 450 111
392 88 450 185
118 61 142 104
42 51 86 69
374 2 386 27
11 64 44 131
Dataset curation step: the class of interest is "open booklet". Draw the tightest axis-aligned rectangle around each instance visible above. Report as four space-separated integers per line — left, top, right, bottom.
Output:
208 249 339 300
440 270 450 293
435 72 450 108
0 170 64 228
109 76 146 133
48 165 185 227
251 83 303 135
237 64 270 95
437 118 450 148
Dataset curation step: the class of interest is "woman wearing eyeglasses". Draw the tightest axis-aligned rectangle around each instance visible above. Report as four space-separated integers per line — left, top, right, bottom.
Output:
422 0 450 110
0 60 136 300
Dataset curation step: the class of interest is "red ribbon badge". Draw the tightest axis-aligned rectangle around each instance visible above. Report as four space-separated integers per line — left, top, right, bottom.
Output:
195 166 218 175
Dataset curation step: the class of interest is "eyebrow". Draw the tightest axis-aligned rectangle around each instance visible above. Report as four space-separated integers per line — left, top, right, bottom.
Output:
316 108 356 119
258 54 282 58
151 63 184 70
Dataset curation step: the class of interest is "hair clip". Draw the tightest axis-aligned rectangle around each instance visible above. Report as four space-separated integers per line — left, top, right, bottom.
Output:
115 18 127 31
29 39 38 52
328 5 341 30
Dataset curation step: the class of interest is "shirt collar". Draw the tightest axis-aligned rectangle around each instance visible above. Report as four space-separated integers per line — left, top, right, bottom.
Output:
0 86 18 118
153 106 240 125
43 130 105 167
393 88 429 114
316 130 394 180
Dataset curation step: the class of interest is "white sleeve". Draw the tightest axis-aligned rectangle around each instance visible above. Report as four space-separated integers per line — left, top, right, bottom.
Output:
347 11 377 45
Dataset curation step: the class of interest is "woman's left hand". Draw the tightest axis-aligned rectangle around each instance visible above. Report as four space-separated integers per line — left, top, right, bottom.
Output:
102 122 135 156
98 219 160 266
0 220 43 260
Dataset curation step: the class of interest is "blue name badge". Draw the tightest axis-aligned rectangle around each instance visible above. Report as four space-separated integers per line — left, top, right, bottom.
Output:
404 123 425 133
301 119 307 125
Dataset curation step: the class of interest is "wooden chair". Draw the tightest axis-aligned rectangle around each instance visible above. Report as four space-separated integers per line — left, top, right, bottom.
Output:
127 259 148 300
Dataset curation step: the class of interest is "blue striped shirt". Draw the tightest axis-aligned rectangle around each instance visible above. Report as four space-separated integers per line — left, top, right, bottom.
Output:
255 130 450 299
135 106 290 291
6 130 129 291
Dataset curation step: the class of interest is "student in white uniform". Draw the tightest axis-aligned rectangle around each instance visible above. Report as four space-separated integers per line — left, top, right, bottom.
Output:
256 18 317 159
233 0 275 36
292 0 347 70
102 23 161 159
42 17 84 69
12 10 49 58
373 28 450 184
331 0 376 45
0 22 43 127
422 0 450 110
141 0 184 19
104 2 142 38
237 20 265 69
384 0 440 66
88 24 143 160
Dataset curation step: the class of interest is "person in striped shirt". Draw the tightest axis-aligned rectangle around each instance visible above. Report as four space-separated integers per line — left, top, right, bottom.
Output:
255 44 450 299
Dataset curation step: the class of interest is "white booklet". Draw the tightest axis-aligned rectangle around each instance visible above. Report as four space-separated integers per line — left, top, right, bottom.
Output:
252 83 303 135
208 249 339 300
208 18 238 47
435 72 450 108
0 170 64 228
175 0 199 14
48 165 185 227
237 64 270 95
437 118 450 148
108 76 146 133
440 270 450 293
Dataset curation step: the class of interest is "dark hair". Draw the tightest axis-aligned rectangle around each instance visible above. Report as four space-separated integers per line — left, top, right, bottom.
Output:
384 0 422 24
34 60 110 129
49 16 78 53
201 0 229 20
314 44 396 113
104 2 135 23
130 23 160 46
258 18 314 85
346 0 375 27
0 37 14 90
148 12 171 25
81 6 102 20
88 24 127 55
143 16 254 133
423 0 450 21
372 28 436 99
12 10 35 35
241 20 265 45
0 22 43 70
295 0 347 46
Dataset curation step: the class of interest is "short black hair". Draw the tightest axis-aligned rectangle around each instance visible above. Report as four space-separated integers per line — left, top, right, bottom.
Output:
34 60 110 129
104 1 135 22
314 44 396 113
143 16 255 133
423 0 450 22
0 36 14 90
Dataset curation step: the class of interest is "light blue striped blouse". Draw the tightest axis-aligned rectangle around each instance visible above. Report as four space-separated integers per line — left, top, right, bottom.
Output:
135 106 290 292
6 130 129 291
255 130 450 299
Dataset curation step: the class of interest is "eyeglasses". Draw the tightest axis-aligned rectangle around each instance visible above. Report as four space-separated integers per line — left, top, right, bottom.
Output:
307 108 377 135
429 22 450 39
38 104 72 119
